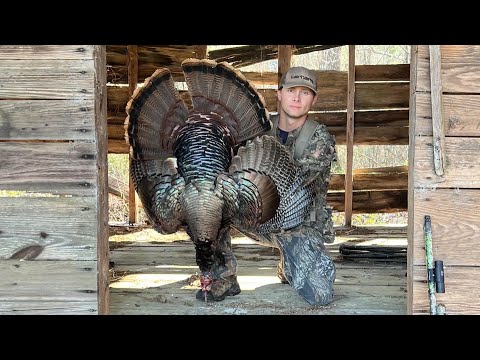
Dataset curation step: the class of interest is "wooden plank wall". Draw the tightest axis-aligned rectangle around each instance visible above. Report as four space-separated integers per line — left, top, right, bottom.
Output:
0 45 108 314
409 45 480 314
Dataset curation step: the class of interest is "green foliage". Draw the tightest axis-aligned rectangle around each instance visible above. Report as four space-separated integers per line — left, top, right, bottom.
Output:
0 190 57 197
0 190 23 197
332 211 407 226
108 154 129 179
333 145 408 174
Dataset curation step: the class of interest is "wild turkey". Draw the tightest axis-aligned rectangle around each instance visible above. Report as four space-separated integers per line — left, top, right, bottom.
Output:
125 59 316 301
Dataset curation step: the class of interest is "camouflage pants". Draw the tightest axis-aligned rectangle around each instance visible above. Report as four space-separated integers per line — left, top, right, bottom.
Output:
241 226 336 306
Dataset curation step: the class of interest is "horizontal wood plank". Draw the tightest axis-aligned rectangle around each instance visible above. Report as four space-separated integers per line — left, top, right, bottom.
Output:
0 100 95 140
330 166 408 191
109 109 409 152
418 45 480 64
323 109 408 127
414 136 480 188
354 82 410 109
107 85 130 114
0 259 97 314
413 265 480 315
0 197 97 260
107 76 409 114
355 64 410 82
108 188 407 215
108 122 126 140
328 190 407 213
0 60 94 99
108 56 408 86
0 45 93 60
108 109 409 131
332 126 408 145
415 93 480 137
417 45 480 93
109 139 129 154
0 142 98 195
418 63 480 93
108 123 408 147
413 188 480 266
110 67 347 88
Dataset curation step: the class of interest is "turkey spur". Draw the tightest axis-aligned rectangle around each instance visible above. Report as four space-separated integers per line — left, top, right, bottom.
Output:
125 59 316 302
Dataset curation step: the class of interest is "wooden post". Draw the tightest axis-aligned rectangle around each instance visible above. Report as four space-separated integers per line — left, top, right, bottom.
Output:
94 45 110 315
194 45 208 59
407 45 418 315
277 46 292 112
344 45 356 227
127 45 139 224
429 45 446 177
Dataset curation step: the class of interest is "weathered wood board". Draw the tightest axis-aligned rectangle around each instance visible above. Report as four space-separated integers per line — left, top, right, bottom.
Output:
0 260 98 315
0 142 98 195
412 266 480 315
0 197 97 261
410 45 480 314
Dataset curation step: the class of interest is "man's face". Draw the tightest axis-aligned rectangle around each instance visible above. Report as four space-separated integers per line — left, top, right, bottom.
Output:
277 86 317 119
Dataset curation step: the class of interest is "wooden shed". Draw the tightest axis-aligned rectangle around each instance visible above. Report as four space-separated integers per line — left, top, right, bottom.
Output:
0 44 477 315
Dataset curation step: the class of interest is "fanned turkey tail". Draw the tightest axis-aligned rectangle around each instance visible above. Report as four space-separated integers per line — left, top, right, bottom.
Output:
181 58 271 144
125 68 188 160
125 69 188 234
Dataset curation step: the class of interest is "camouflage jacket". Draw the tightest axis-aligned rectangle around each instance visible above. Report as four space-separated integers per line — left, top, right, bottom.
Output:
269 114 336 243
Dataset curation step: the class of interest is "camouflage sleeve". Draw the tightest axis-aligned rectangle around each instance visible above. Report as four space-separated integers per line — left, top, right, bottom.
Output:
298 124 336 175
298 124 336 244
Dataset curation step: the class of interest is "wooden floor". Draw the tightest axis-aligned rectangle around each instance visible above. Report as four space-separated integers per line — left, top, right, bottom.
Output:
108 226 407 315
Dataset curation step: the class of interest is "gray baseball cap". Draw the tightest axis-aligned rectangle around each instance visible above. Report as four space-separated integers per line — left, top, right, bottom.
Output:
279 66 317 94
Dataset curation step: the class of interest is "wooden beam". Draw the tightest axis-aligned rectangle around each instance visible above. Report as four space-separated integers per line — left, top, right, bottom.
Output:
277 46 292 85
107 72 409 115
108 139 129 153
327 190 407 213
429 45 446 176
0 100 95 141
407 45 418 315
344 45 355 226
413 188 480 266
127 45 139 225
355 64 410 82
415 94 480 137
413 266 480 315
0 197 97 260
194 46 207 59
277 45 292 114
329 166 408 191
417 45 480 93
414 136 480 189
0 142 98 195
208 45 338 69
93 45 109 315
108 109 410 148
0 60 94 99
0 260 98 314
0 45 94 60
